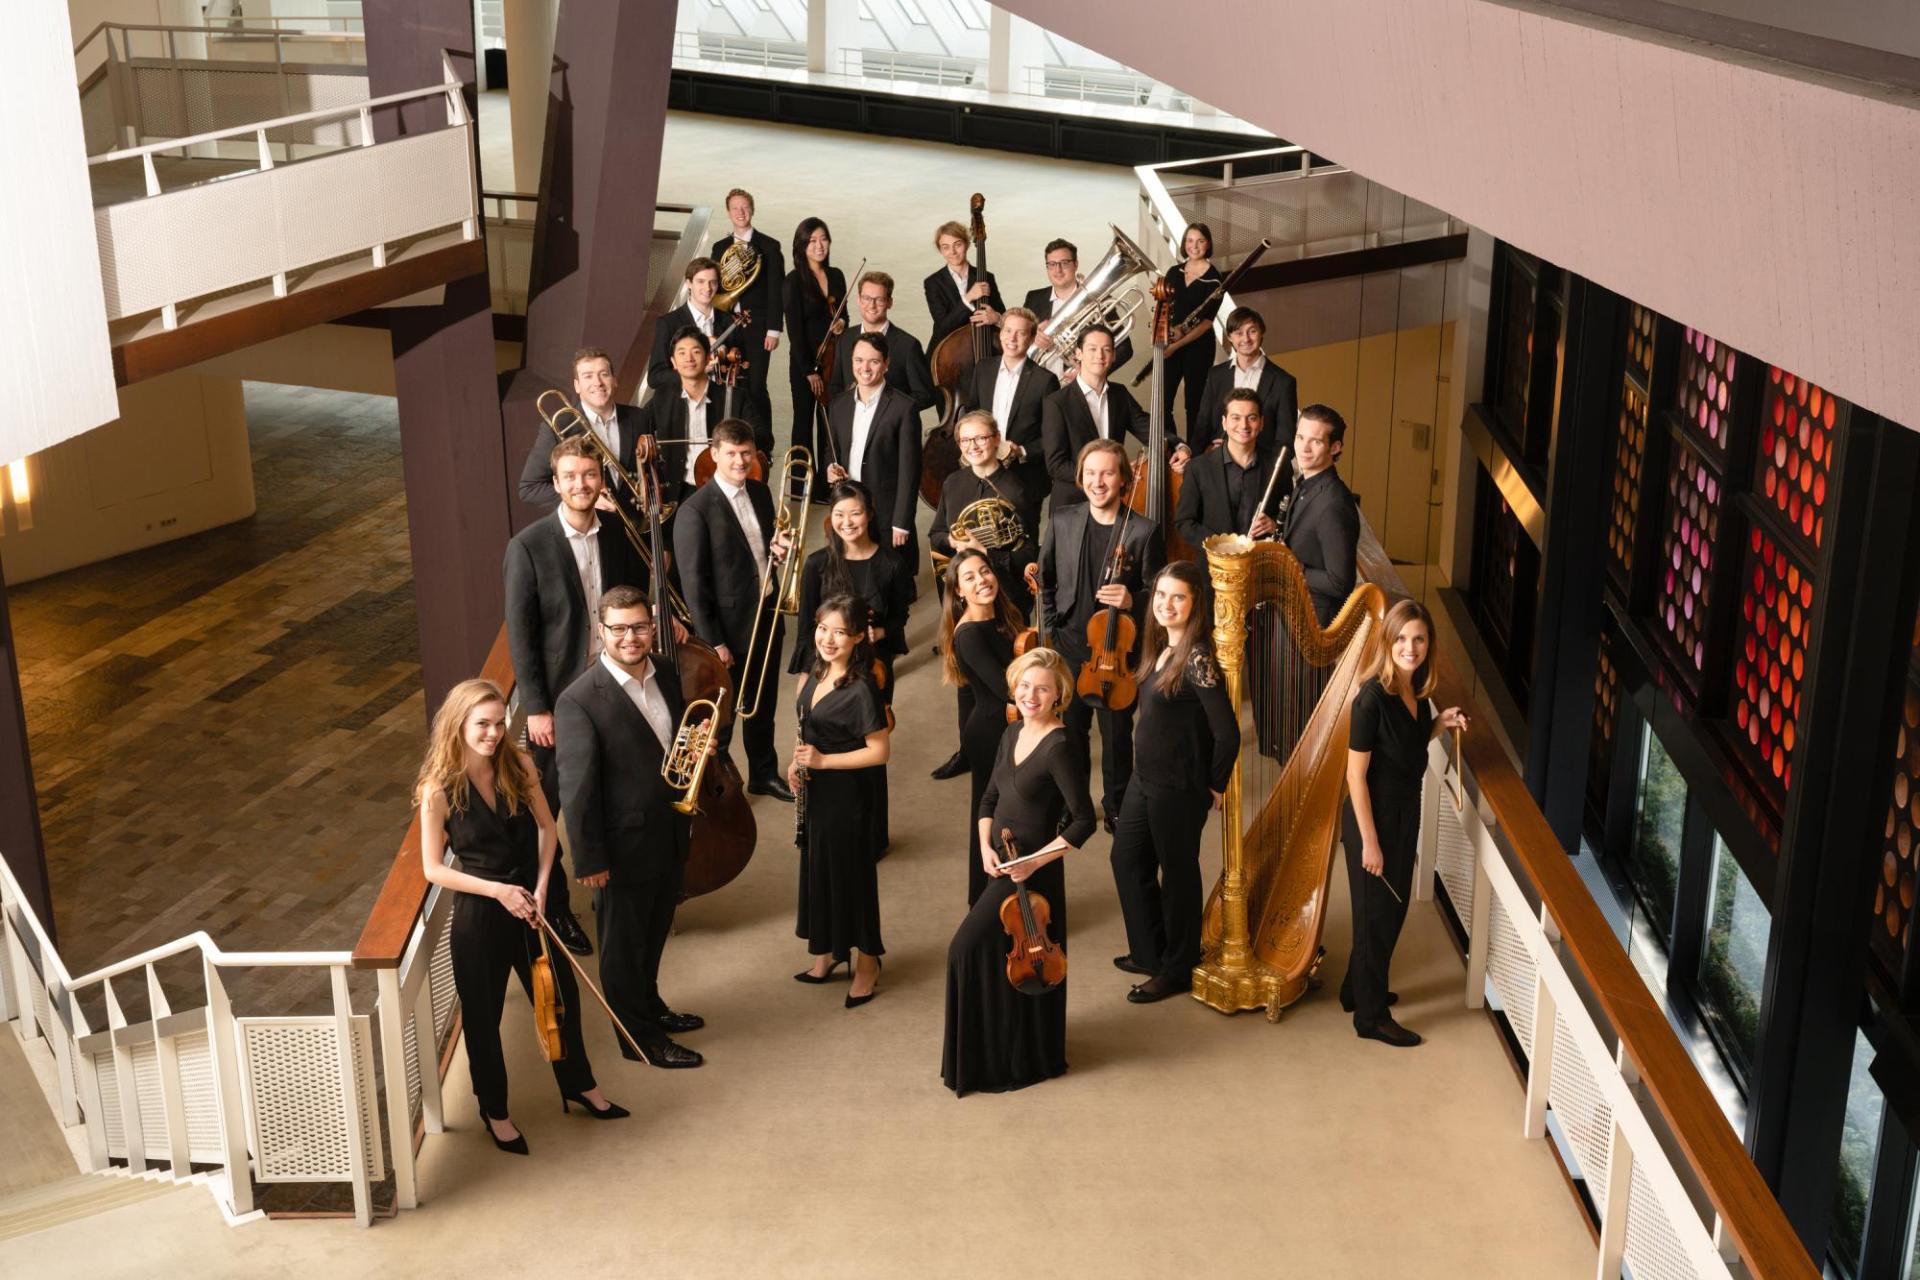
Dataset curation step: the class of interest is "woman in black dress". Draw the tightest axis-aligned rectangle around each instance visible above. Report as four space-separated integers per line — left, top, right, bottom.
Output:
1111 561 1241 1004
416 678 626 1155
942 648 1097 1096
1341 599 1467 1047
782 216 847 462
941 547 1027 905
788 595 893 1004
1161 222 1223 428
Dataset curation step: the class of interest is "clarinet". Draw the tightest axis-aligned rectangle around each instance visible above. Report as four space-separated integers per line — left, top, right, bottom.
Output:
794 702 810 850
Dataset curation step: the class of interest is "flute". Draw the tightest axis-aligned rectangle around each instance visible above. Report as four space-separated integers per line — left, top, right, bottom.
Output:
1250 445 1292 537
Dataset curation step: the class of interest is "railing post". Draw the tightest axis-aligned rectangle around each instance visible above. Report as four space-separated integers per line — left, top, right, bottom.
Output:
330 966 372 1228
413 975 445 1135
1416 748 1441 903
202 960 254 1218
1523 908 1560 1139
146 967 192 1178
359 105 387 269
1464 845 1492 1008
101 979 149 1173
376 968 417 1209
1596 1044 1641 1279
47 983 80 1127
253 128 289 298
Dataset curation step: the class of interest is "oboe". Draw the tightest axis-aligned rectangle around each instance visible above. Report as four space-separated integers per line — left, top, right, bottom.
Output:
794 703 810 850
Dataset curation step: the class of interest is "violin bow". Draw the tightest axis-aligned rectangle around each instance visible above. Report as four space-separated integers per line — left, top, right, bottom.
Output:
533 914 653 1066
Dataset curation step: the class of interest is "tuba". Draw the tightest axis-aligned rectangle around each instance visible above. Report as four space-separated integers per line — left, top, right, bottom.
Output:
713 239 762 313
736 446 814 719
1028 225 1156 377
662 698 723 815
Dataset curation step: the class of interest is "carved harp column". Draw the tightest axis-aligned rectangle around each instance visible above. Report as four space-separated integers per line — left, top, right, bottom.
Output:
1203 534 1256 978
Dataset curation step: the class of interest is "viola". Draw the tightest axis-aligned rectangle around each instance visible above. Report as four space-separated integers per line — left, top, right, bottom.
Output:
996 828 1067 994
1075 506 1138 712
923 193 994 508
530 923 567 1061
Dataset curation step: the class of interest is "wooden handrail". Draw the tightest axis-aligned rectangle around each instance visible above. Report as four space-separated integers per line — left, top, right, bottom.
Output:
351 625 514 969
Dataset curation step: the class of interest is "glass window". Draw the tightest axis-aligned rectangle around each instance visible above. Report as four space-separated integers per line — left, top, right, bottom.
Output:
1696 835 1769 1078
1629 732 1687 945
1905 1174 1920 1279
1832 1028 1885 1275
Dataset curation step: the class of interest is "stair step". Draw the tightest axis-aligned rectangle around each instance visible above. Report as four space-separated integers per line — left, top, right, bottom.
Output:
0 1174 181 1242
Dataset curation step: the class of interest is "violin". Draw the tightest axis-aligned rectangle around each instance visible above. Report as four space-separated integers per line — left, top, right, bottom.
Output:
923 194 994 507
1008 561 1044 724
810 256 862 475
692 349 770 488
1075 505 1138 711
530 922 567 1061
996 828 1067 994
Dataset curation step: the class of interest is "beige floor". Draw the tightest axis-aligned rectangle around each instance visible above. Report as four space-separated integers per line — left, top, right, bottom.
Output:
0 109 1591 1276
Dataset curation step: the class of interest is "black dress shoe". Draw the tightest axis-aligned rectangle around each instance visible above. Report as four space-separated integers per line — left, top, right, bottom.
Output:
561 1092 630 1119
930 751 967 781
749 776 796 803
1112 955 1154 977
625 1039 703 1068
1338 989 1399 1013
478 1107 529 1155
795 958 849 983
549 911 593 957
1356 1016 1423 1048
655 1010 705 1033
1126 976 1190 1004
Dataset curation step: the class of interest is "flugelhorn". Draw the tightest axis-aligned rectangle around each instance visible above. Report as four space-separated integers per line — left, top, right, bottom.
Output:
713 240 762 313
662 698 723 815
1029 225 1155 378
736 446 815 720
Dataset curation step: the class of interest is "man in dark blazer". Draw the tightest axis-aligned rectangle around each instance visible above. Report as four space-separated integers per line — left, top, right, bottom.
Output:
637 326 772 507
1175 389 1286 561
648 257 736 393
554 586 704 1068
827 270 938 412
1041 325 1187 511
1282 404 1360 626
503 436 649 957
518 346 642 520
671 420 796 800
1191 306 1299 455
710 188 785 428
1024 236 1135 372
1039 439 1164 830
962 305 1051 533
825 333 925 576
924 219 1006 350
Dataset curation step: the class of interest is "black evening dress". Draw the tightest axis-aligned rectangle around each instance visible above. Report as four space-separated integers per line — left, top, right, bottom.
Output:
795 673 889 960
1338 677 1432 1025
1161 261 1223 426
941 723 1097 1096
952 619 1015 905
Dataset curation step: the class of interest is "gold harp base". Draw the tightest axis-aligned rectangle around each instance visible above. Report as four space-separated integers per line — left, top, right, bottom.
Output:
1190 945 1326 1022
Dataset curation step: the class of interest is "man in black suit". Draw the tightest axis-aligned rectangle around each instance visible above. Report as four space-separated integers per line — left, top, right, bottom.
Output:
825 333 925 576
647 257 734 393
518 346 642 519
1041 325 1188 511
827 271 938 412
1039 439 1164 830
1023 237 1134 373
1191 306 1299 455
961 305 1051 534
671 419 796 800
924 219 1005 349
555 587 704 1068
1175 389 1286 561
710 188 785 429
637 326 772 507
1283 404 1360 626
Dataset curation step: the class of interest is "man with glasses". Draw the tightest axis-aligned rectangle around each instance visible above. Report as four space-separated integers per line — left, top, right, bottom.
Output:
555 587 705 1068
826 270 938 412
1023 238 1135 377
502 435 649 957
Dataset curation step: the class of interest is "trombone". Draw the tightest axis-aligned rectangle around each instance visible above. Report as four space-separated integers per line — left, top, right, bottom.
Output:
735 446 814 720
662 697 723 815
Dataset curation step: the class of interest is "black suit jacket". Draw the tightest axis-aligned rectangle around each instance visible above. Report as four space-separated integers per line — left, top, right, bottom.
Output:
647 303 740 393
924 264 1007 349
1191 356 1300 455
709 229 785 340
828 323 939 412
930 465 1037 617
1021 285 1135 369
636 381 772 504
1175 440 1284 555
503 513 649 715
783 265 847 378
1038 503 1163 646
1283 469 1360 626
517 402 644 513
1041 381 1166 509
554 657 690 880
827 385 923 547
671 476 779 654
963 355 1052 531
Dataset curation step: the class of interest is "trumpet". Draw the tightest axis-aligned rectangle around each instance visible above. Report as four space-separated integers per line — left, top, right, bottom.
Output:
713 240 762 313
735 446 815 720
662 698 723 815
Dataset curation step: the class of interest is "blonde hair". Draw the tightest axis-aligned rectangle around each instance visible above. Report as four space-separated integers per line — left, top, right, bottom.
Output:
1000 305 1039 336
1374 599 1438 699
414 679 538 817
1006 648 1072 715
1076 438 1131 494
954 409 999 438
934 220 970 250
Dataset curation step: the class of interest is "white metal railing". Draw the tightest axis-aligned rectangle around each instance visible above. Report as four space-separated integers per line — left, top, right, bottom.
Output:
1024 64 1190 112
1422 740 1747 1278
88 51 476 330
672 30 808 70
841 48 981 87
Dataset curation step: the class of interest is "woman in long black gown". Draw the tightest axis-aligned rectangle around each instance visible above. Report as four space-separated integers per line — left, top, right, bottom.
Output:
1340 599 1467 1048
788 595 892 1004
783 216 846 464
940 547 1026 906
416 679 626 1155
942 648 1096 1096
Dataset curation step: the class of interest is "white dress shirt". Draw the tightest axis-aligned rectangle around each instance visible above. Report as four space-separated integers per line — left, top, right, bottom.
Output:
558 509 604 659
848 386 882 484
992 357 1022 429
688 303 715 338
681 384 712 484
948 266 971 302
1233 353 1268 391
714 476 767 577
600 653 672 748
1081 380 1111 438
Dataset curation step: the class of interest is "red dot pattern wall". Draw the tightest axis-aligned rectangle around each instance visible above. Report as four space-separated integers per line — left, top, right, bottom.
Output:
1609 378 1649 586
1657 436 1722 680
1730 524 1813 801
1872 682 1920 982
1755 366 1839 559
1678 326 1737 458
1589 625 1620 818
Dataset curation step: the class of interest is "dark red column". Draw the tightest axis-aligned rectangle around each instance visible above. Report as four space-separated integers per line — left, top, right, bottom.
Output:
0 563 52 936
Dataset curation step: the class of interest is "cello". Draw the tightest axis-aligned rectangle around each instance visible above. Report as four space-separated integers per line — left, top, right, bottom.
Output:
1074 503 1138 712
922 194 995 508
995 827 1066 994
1128 277 1194 562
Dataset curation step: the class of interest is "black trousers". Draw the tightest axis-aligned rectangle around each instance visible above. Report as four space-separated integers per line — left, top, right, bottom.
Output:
791 372 828 472
595 854 686 1056
450 891 594 1116
1109 783 1211 984
734 323 776 430
526 740 575 921
1339 787 1418 1026
1058 640 1135 822
1162 336 1215 431
715 620 783 781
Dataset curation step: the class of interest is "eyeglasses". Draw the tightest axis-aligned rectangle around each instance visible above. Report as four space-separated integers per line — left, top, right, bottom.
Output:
602 622 655 637
1044 257 1076 269
957 435 997 447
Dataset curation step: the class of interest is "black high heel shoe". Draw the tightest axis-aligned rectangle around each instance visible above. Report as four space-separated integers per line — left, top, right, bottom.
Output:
795 957 849 984
845 957 883 1009
561 1092 630 1120
478 1106 529 1155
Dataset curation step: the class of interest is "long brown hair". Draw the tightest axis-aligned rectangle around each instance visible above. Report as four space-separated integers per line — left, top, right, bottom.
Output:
941 549 1024 687
1374 599 1439 699
414 678 537 817
821 479 878 602
1133 561 1217 697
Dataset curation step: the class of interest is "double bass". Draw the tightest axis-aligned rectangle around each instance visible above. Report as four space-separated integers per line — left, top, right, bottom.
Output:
1127 278 1193 562
923 194 995 508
